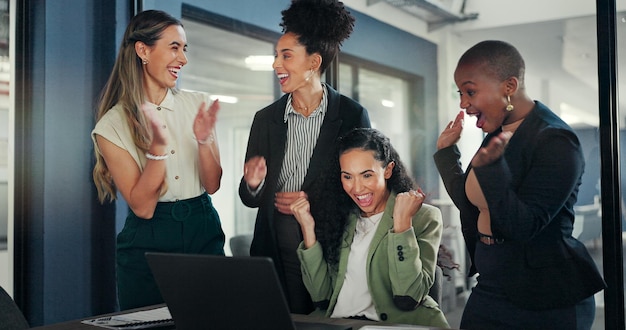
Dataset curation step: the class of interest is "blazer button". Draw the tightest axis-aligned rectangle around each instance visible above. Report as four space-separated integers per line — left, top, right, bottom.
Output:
380 313 388 321
396 245 403 251
398 256 405 261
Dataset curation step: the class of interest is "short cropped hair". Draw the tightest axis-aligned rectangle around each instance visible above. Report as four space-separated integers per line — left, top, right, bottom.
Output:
458 40 526 85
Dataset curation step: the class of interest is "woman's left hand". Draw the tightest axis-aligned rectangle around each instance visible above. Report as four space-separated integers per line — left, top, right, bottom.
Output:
471 131 513 167
392 188 425 233
193 100 220 143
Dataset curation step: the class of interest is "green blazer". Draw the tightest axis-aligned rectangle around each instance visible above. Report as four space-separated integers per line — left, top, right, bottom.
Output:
297 192 449 328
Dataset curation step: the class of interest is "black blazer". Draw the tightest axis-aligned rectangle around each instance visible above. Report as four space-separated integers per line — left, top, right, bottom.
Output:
238 84 371 283
434 101 605 310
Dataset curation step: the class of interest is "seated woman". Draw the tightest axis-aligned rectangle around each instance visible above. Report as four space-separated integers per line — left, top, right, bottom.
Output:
290 128 449 327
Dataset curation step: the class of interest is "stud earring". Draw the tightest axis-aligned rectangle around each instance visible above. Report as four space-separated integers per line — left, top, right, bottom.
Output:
305 69 313 82
142 59 149 65
506 95 514 111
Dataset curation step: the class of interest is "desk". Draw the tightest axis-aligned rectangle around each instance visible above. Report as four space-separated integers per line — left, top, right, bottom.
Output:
31 304 450 330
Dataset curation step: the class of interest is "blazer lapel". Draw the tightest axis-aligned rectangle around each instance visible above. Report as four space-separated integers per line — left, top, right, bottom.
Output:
268 95 289 177
367 192 397 264
302 86 342 191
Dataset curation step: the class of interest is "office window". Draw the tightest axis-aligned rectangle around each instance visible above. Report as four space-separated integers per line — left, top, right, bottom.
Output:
179 15 429 249
338 60 424 182
179 18 277 239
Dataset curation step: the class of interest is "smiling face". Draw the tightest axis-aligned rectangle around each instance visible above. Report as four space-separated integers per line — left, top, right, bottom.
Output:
339 149 393 217
272 32 319 93
454 62 510 133
138 24 188 92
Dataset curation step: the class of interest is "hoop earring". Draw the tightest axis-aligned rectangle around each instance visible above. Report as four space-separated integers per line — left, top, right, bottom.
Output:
506 95 514 111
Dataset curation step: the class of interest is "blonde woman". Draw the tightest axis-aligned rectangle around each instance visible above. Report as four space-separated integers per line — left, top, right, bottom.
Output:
92 10 225 310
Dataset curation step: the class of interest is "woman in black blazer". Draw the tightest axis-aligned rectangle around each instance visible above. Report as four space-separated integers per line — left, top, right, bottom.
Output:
434 40 605 329
238 0 370 314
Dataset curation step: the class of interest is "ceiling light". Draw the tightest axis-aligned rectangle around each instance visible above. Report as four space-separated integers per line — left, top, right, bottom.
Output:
381 99 395 108
244 55 274 71
210 95 238 104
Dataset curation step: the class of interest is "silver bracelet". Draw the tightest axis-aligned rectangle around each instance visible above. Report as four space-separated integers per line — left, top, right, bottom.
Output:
145 152 169 160
195 134 214 145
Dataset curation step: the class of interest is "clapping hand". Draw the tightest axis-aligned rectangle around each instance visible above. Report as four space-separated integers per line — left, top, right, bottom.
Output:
141 103 169 147
243 156 267 190
437 111 464 150
193 100 220 144
471 131 512 167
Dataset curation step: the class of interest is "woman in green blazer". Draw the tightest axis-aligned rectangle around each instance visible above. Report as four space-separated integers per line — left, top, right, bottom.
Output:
290 128 449 328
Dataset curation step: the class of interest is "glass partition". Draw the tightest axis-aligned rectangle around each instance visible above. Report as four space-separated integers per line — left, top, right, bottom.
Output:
0 0 10 293
616 5 626 326
179 18 277 245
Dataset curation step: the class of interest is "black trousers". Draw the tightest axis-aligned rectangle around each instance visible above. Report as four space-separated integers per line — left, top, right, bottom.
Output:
275 212 314 314
461 241 596 330
116 193 225 310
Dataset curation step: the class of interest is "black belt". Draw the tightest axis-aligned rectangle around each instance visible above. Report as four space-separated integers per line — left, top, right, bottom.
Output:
153 192 209 221
478 232 505 245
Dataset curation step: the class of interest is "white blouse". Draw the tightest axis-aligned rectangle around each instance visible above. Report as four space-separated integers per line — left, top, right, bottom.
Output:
331 211 384 321
92 88 212 201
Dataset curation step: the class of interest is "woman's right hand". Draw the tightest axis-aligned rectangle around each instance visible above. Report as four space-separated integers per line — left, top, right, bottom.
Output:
290 197 317 248
243 156 267 190
141 103 169 149
437 111 464 150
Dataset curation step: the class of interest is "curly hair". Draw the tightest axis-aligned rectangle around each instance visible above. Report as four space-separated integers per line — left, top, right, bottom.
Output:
280 0 355 73
308 128 417 266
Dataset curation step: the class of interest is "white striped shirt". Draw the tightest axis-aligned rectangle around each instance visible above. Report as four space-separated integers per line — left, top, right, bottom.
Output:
277 85 328 192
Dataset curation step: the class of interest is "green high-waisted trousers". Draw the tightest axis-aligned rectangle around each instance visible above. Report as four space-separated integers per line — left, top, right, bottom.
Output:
116 192 225 310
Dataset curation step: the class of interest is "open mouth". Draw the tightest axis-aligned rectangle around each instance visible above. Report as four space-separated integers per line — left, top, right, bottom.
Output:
168 67 180 79
277 73 288 85
355 193 373 207
467 111 485 129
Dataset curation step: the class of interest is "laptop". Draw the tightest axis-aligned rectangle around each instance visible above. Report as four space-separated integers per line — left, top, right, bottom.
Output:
145 252 351 330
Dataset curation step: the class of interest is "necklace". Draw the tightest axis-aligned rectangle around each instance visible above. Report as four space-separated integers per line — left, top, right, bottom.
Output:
292 95 321 115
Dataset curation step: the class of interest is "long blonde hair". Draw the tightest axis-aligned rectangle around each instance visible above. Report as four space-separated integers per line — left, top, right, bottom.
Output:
93 10 182 203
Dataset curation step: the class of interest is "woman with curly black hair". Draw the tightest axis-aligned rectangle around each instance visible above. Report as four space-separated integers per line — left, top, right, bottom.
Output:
290 128 449 327
239 0 370 314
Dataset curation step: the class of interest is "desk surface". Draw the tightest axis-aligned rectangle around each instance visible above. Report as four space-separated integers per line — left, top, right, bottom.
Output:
30 305 447 330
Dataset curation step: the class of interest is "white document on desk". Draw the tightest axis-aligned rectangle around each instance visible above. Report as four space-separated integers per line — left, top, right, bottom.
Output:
80 306 173 329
